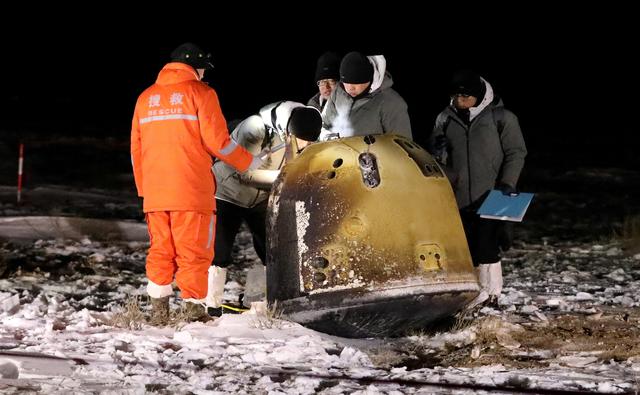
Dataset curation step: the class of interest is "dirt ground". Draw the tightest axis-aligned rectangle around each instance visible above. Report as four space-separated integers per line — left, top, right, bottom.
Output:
460 309 640 368
360 303 640 368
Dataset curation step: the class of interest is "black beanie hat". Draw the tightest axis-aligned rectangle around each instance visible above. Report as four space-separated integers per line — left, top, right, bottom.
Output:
340 51 373 84
287 107 322 142
170 42 214 69
314 51 340 82
449 69 485 100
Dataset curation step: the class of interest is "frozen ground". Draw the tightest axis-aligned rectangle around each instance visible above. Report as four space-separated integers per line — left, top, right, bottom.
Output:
1 234 639 394
1 167 639 394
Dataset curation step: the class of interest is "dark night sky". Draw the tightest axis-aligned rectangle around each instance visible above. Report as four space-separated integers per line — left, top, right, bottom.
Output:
1 9 637 166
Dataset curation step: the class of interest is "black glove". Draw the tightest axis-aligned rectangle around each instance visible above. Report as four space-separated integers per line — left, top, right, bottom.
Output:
431 135 448 163
497 183 517 196
498 221 514 251
434 135 447 151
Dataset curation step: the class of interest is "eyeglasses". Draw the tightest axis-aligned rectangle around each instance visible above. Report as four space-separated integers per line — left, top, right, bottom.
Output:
452 93 472 98
317 79 337 87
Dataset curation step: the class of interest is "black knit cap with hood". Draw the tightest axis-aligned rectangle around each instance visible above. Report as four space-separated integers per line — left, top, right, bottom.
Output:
170 42 214 70
340 52 373 84
449 69 486 101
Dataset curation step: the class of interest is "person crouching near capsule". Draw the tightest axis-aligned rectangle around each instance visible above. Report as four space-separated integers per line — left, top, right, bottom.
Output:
208 101 322 315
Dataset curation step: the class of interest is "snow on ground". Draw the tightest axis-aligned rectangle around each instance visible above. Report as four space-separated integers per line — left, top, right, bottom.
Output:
1 234 639 394
1 167 640 393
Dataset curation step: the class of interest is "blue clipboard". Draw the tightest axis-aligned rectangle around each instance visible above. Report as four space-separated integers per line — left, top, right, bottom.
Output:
477 189 534 222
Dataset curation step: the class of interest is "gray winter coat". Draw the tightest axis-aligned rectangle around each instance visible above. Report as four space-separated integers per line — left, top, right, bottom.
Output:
321 55 412 140
307 93 323 111
214 103 286 208
430 95 527 210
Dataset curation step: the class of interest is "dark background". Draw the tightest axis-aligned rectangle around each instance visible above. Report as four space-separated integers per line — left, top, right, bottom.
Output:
1 9 638 190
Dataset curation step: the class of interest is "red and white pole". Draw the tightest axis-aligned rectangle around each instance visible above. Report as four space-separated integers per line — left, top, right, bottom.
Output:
17 143 24 203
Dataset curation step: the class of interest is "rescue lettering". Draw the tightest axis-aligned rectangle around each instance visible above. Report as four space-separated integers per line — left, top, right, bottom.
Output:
147 108 184 117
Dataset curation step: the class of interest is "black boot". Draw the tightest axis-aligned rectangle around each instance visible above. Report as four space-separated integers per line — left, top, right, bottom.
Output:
149 296 170 326
207 303 248 317
183 302 211 322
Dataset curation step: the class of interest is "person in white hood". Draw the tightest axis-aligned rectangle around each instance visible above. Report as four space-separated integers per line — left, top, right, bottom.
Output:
320 51 412 141
429 70 527 309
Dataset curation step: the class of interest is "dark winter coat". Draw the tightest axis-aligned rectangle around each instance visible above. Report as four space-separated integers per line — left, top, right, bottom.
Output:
429 81 526 210
321 55 412 141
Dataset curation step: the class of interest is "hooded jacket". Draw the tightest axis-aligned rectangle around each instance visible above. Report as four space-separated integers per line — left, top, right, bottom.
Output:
307 92 324 111
213 101 303 208
131 62 253 212
321 55 412 141
429 78 527 209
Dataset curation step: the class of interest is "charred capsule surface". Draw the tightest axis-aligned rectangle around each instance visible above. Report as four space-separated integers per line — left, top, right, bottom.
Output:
266 134 478 337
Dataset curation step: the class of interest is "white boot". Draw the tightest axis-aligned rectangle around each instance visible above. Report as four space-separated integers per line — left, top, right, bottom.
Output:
467 289 489 309
476 265 488 291
476 262 503 296
205 266 227 308
476 261 502 308
486 261 503 297
467 266 489 309
243 264 266 308
467 262 502 309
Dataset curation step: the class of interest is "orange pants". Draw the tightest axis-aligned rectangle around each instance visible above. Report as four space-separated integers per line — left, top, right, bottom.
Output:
145 211 215 299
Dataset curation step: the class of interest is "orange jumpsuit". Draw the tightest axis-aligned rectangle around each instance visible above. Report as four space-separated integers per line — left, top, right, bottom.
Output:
131 62 253 300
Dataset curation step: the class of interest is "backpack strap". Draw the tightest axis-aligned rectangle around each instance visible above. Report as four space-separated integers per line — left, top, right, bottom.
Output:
492 106 513 187
491 106 505 136
263 101 285 149
270 101 284 132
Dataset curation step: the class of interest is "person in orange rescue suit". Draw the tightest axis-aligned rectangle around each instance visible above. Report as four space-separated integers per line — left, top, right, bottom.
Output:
130 42 263 324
